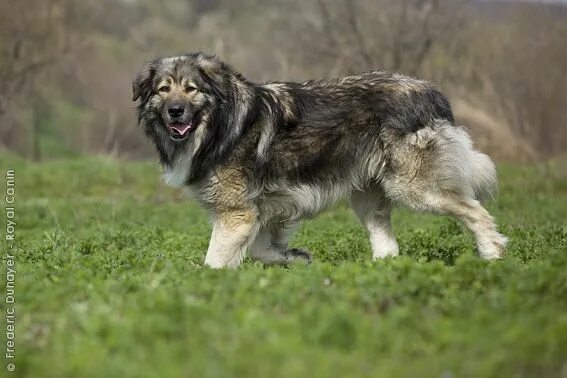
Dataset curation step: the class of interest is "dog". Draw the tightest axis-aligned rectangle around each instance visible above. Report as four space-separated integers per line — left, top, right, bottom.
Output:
132 53 507 268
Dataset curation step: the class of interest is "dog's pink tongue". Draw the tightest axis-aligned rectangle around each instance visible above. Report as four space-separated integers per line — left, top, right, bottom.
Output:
169 123 192 136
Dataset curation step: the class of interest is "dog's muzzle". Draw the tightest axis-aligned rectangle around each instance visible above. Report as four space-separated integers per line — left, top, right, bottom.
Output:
167 122 194 141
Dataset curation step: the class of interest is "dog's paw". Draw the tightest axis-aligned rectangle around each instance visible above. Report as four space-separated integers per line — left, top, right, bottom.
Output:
478 233 508 260
284 248 313 264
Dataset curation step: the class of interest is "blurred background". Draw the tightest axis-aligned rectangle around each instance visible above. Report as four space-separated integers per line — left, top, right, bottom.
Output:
1 0 565 163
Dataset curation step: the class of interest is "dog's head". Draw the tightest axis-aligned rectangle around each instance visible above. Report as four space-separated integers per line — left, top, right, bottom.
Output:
132 53 228 143
133 53 254 178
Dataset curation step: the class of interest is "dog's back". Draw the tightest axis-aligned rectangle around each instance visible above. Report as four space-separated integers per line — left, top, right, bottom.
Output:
257 72 455 187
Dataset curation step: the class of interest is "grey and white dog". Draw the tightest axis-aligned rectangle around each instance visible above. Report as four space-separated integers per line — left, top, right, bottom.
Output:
133 53 507 268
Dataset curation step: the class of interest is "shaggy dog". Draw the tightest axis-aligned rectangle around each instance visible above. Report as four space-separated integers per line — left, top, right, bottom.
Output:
133 53 507 268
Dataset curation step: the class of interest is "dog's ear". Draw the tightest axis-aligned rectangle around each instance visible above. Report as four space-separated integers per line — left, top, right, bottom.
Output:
196 55 227 99
132 62 156 102
198 56 223 81
196 54 223 82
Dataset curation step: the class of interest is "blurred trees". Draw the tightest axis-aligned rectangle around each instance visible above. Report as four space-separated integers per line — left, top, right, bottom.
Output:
0 0 565 160
281 0 469 78
0 0 88 157
476 3 567 157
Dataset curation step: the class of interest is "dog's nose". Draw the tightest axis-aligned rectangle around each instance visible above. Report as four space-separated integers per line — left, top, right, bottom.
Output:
168 105 185 118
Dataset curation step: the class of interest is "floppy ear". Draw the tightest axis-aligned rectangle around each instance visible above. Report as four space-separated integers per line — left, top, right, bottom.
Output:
132 62 155 101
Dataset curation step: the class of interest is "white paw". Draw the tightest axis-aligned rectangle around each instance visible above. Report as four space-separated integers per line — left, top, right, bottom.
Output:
372 241 400 260
478 233 508 260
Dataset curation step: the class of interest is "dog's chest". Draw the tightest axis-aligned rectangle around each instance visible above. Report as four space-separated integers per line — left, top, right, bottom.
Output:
162 129 205 188
163 154 193 188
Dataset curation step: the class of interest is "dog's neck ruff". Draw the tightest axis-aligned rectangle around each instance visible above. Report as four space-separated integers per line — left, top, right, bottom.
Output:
162 125 205 188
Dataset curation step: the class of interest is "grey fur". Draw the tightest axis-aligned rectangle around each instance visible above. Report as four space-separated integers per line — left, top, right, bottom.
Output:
133 53 507 268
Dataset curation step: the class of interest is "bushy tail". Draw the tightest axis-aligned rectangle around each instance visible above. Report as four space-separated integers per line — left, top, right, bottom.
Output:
426 122 498 203
470 151 497 202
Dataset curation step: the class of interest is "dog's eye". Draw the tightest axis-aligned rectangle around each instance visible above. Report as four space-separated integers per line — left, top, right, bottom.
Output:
158 86 170 93
185 86 197 93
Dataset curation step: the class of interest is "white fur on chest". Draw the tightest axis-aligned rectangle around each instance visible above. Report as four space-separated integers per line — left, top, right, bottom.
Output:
162 127 205 189
163 153 193 188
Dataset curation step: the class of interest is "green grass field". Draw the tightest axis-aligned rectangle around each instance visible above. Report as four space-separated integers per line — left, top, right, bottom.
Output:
2 153 567 378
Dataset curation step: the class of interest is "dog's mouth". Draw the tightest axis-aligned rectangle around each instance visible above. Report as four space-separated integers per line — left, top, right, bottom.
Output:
167 122 194 141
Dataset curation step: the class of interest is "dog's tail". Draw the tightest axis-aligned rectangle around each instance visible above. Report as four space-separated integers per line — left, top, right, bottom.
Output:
423 121 498 203
470 150 497 202
440 123 497 202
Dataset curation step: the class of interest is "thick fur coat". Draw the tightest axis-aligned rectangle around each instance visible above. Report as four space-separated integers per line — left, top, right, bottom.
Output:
133 53 507 268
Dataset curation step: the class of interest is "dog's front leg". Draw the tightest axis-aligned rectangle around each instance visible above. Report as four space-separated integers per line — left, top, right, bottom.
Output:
204 209 259 269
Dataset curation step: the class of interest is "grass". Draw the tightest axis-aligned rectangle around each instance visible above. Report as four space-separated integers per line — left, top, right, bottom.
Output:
2 152 567 378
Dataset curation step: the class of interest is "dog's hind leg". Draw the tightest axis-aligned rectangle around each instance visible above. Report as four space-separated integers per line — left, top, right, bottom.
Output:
439 198 507 259
350 187 399 259
382 123 507 259
249 222 312 265
390 189 507 259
